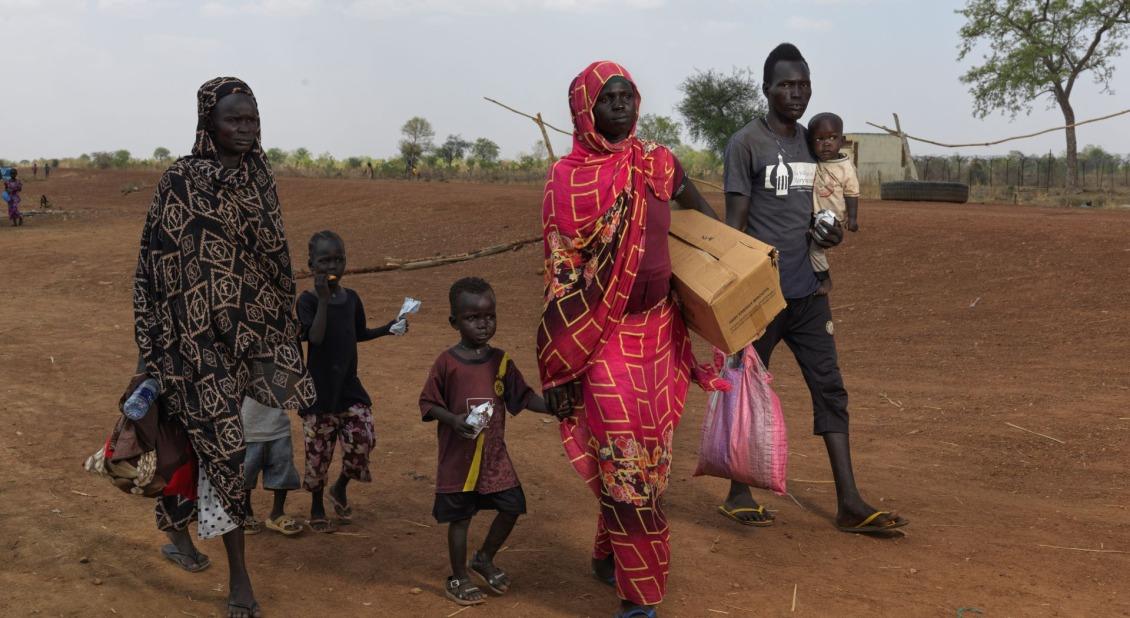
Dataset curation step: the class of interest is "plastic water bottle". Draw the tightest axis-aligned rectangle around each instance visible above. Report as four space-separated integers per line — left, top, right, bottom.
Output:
122 378 160 421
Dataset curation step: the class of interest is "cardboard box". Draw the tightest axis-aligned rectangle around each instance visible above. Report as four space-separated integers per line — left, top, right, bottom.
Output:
668 210 786 354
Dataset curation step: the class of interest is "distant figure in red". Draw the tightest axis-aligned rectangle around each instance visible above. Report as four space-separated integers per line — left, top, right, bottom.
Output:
5 169 23 226
32 162 38 178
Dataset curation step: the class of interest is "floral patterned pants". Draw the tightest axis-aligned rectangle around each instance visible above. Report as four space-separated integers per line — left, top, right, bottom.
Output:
301 405 375 492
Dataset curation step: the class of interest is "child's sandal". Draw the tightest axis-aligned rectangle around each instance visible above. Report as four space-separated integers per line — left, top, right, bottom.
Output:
306 517 337 534
444 576 486 606
469 550 511 594
243 517 263 535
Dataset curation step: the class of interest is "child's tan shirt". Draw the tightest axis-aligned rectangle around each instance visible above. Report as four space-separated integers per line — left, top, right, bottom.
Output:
814 155 860 219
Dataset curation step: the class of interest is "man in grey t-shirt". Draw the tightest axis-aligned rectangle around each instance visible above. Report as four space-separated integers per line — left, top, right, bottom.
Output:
719 43 907 534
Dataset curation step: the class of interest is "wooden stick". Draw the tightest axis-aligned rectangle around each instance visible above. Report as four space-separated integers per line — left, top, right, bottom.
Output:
1037 544 1127 554
484 96 571 135
484 94 723 191
789 479 834 484
295 236 541 279
1005 422 1065 444
446 606 471 618
535 113 557 163
867 107 1130 149
894 113 919 180
399 519 432 529
690 177 724 191
791 584 797 612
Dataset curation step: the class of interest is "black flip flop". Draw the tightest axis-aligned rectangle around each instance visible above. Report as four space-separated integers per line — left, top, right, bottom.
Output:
161 544 211 573
328 491 352 524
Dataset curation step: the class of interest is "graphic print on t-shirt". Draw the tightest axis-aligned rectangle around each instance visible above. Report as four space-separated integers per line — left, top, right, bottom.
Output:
763 154 817 196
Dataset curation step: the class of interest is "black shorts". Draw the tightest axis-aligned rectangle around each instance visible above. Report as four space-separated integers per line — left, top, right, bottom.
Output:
433 486 527 524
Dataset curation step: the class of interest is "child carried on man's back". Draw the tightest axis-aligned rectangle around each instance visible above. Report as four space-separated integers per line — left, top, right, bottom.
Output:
297 230 405 533
418 277 566 607
808 112 860 295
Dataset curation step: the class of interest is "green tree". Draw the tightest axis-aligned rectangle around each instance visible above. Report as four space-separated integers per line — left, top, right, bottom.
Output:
435 134 472 166
291 147 312 167
315 152 337 176
266 147 287 165
676 67 765 157
637 114 682 148
113 149 131 168
469 138 500 166
152 147 171 161
958 0 1130 190
399 117 435 174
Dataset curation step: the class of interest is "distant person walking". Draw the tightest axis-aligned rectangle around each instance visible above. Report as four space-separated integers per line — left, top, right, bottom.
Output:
44 162 50 179
4 168 23 226
133 76 315 618
365 161 374 179
32 162 38 178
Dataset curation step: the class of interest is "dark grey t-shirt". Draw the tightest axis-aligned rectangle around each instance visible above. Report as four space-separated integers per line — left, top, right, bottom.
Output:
723 119 819 299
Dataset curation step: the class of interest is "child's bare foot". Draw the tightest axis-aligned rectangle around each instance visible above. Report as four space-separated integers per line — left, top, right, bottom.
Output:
470 550 511 594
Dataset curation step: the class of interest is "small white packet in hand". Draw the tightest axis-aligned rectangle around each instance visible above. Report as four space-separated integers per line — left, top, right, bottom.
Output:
390 297 422 336
398 297 422 319
466 400 494 437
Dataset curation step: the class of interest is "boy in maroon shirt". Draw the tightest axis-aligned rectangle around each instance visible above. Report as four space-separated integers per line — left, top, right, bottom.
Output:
419 277 565 607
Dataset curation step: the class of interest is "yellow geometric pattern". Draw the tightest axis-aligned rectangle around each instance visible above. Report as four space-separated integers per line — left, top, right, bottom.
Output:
559 299 696 606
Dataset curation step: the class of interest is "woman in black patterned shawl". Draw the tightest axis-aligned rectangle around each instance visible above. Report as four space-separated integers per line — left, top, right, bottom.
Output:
133 76 315 618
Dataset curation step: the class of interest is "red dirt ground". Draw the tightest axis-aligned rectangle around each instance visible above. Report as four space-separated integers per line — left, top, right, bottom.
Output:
1 169 1127 617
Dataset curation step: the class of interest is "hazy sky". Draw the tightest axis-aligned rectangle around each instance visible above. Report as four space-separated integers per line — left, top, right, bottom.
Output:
3 0 1129 162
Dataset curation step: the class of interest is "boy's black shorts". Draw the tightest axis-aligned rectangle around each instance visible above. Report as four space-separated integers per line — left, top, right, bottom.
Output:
433 486 527 524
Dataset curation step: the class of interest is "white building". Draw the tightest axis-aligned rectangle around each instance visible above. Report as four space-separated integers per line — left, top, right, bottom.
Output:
843 132 916 185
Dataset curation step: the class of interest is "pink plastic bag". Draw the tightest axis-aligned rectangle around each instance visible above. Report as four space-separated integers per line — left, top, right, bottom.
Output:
693 346 788 495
